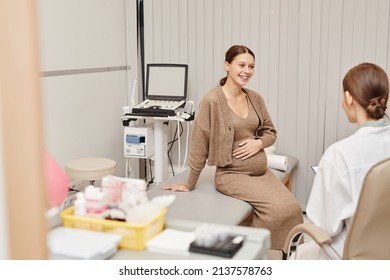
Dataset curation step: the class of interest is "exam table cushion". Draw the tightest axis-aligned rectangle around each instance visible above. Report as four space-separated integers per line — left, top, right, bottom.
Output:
147 155 297 225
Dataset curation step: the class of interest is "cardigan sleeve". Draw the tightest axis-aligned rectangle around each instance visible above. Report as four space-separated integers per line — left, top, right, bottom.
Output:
252 92 277 148
258 109 277 148
184 97 211 190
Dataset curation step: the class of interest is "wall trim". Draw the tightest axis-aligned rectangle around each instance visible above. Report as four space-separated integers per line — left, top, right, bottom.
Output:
41 65 131 77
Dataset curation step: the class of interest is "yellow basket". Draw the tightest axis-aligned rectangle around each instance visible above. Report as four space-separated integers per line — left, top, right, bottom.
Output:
60 206 166 250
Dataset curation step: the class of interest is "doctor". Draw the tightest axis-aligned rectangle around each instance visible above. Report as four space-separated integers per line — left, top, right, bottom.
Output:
295 62 390 259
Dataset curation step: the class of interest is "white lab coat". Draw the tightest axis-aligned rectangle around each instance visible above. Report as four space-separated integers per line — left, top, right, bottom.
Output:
296 122 390 259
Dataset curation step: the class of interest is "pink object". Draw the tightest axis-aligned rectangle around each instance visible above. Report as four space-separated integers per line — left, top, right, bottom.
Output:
44 151 69 208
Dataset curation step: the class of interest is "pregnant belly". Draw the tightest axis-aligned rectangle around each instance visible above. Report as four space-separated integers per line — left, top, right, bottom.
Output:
223 140 268 176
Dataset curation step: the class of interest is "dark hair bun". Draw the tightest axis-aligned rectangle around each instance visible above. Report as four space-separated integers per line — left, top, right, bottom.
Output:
367 97 387 119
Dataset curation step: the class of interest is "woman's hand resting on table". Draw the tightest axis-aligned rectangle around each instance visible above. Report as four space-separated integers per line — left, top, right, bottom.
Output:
160 184 190 192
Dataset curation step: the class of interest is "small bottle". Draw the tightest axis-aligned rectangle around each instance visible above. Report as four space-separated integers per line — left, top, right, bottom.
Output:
74 192 86 217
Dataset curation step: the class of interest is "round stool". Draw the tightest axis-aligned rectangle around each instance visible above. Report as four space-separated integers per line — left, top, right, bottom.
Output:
65 157 116 185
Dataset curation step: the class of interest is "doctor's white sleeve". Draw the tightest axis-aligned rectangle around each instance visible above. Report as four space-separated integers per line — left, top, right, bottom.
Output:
306 155 354 237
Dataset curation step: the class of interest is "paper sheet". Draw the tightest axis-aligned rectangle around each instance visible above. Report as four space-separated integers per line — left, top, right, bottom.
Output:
267 154 288 172
146 228 195 255
47 227 121 260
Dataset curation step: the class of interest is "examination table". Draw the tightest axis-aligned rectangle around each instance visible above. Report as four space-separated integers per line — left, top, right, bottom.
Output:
147 155 298 226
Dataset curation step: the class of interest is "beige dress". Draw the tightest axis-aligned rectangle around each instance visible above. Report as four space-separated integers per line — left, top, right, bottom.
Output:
214 99 303 250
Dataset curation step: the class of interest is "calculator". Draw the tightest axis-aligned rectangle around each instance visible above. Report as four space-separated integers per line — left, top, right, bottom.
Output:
189 234 245 258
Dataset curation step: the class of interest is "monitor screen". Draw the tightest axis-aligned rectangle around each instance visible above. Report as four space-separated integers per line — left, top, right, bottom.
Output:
145 64 188 100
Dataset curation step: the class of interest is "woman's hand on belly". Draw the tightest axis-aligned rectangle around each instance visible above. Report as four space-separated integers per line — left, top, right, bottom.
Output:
232 138 263 160
161 184 190 192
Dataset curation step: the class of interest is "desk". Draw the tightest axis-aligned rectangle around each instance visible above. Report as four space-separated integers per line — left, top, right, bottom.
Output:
111 219 271 260
122 114 191 184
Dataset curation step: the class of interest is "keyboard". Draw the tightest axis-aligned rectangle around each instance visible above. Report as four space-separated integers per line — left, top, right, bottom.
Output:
132 99 185 117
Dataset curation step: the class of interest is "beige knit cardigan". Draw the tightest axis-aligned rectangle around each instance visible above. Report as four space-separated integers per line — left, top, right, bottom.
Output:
185 86 277 190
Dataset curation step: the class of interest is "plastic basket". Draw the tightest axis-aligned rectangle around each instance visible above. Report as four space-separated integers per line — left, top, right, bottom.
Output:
60 206 166 250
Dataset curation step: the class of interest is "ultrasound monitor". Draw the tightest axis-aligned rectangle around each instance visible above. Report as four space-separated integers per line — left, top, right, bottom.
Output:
145 64 188 101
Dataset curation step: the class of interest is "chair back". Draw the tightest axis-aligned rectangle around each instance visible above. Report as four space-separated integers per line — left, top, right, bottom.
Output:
343 157 390 259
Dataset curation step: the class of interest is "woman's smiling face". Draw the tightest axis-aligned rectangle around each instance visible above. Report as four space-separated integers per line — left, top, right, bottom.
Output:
225 52 255 87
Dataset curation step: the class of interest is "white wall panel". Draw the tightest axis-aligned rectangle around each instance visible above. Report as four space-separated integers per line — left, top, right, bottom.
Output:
267 0 281 121
324 0 343 150
254 0 269 104
42 72 127 173
295 0 312 205
143 0 390 208
38 0 127 71
222 0 233 49
186 0 198 105
375 1 389 70
38 0 138 178
338 0 355 141
213 0 224 88
203 0 214 95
